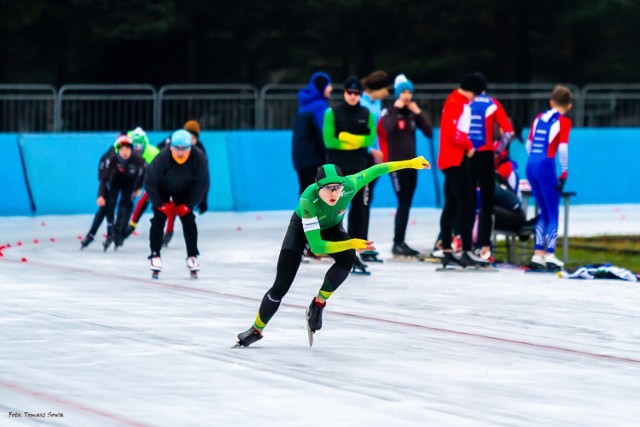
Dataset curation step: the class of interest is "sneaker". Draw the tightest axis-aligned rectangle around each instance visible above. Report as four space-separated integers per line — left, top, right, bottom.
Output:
392 242 420 257
476 249 495 263
80 233 94 249
162 231 173 247
460 251 490 267
236 327 263 347
186 256 200 271
149 254 162 271
431 249 444 258
442 251 466 268
544 253 564 270
530 254 546 269
307 299 326 332
451 235 462 252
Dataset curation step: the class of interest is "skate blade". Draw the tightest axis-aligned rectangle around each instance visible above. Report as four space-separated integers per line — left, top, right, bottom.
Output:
305 308 314 348
436 267 498 272
389 256 424 263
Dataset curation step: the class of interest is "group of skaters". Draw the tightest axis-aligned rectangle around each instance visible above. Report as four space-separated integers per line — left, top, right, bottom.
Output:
236 71 573 347
74 72 572 347
80 121 210 276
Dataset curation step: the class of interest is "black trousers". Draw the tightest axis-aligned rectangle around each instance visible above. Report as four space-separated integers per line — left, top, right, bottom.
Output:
494 206 526 232
105 178 135 235
440 157 475 251
296 166 318 196
391 169 417 244
469 150 496 247
87 206 107 237
256 214 356 328
149 191 199 257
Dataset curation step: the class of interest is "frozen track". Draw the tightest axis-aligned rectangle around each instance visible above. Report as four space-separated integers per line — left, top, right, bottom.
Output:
1 206 639 426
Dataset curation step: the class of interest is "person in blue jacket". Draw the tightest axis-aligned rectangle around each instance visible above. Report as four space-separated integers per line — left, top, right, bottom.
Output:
291 71 333 195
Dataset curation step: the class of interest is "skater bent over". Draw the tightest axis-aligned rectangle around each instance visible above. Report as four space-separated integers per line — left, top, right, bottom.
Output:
143 129 209 278
235 156 431 347
83 134 145 250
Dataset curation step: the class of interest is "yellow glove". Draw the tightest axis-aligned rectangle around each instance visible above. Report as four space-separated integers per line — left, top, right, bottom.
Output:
350 238 369 250
409 156 431 170
338 131 365 148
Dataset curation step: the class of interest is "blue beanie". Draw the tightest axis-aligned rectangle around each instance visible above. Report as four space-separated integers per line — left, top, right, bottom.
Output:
394 74 414 98
171 129 192 148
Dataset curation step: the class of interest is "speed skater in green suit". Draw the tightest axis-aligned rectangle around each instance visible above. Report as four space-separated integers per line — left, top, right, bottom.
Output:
235 156 431 347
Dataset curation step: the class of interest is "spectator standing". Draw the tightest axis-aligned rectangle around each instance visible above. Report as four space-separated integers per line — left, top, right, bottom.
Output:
323 76 377 274
358 70 390 262
292 71 333 195
437 73 490 268
525 85 573 270
468 73 514 261
380 74 433 257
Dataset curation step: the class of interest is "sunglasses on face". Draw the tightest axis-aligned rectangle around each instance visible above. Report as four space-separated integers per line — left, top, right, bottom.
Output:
172 145 191 151
346 90 361 97
320 184 344 193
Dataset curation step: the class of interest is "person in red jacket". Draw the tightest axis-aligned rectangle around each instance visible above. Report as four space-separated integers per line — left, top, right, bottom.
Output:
468 74 515 261
437 73 490 268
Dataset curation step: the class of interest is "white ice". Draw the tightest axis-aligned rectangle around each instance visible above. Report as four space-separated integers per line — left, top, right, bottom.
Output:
1 205 640 427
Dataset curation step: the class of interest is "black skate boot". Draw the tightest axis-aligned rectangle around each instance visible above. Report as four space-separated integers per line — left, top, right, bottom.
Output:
459 251 491 268
441 251 466 268
351 255 371 275
392 242 421 258
360 250 383 263
162 231 173 247
306 298 326 332
235 327 263 347
306 298 326 347
113 225 124 249
80 233 94 250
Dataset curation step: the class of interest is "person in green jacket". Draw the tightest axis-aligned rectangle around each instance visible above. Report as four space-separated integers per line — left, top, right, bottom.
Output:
123 127 160 240
323 76 378 274
235 156 431 347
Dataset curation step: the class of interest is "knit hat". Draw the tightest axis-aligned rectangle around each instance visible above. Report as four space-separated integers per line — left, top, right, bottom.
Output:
394 74 415 98
315 164 345 186
362 71 389 91
460 72 487 95
128 127 149 149
343 76 363 93
113 134 132 152
171 129 192 148
183 120 201 137
312 73 331 94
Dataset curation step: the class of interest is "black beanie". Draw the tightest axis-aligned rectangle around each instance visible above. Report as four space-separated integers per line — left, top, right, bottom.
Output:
343 76 363 93
313 75 329 94
460 72 488 95
362 71 389 90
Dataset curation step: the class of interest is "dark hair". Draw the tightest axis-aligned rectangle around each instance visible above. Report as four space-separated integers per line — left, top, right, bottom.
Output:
551 85 573 107
361 71 389 90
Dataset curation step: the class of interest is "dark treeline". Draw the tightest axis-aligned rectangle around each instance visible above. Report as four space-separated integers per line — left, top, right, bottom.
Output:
2 0 639 87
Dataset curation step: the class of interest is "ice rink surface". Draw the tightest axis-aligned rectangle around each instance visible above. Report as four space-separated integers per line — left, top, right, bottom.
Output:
1 205 639 427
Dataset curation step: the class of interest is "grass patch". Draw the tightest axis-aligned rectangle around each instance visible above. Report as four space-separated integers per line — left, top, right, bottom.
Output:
494 235 640 272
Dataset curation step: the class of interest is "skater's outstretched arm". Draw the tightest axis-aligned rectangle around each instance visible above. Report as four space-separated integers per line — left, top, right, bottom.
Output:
348 156 431 192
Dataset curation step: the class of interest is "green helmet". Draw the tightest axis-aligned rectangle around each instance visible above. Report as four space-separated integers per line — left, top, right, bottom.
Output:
128 127 149 151
315 164 345 186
